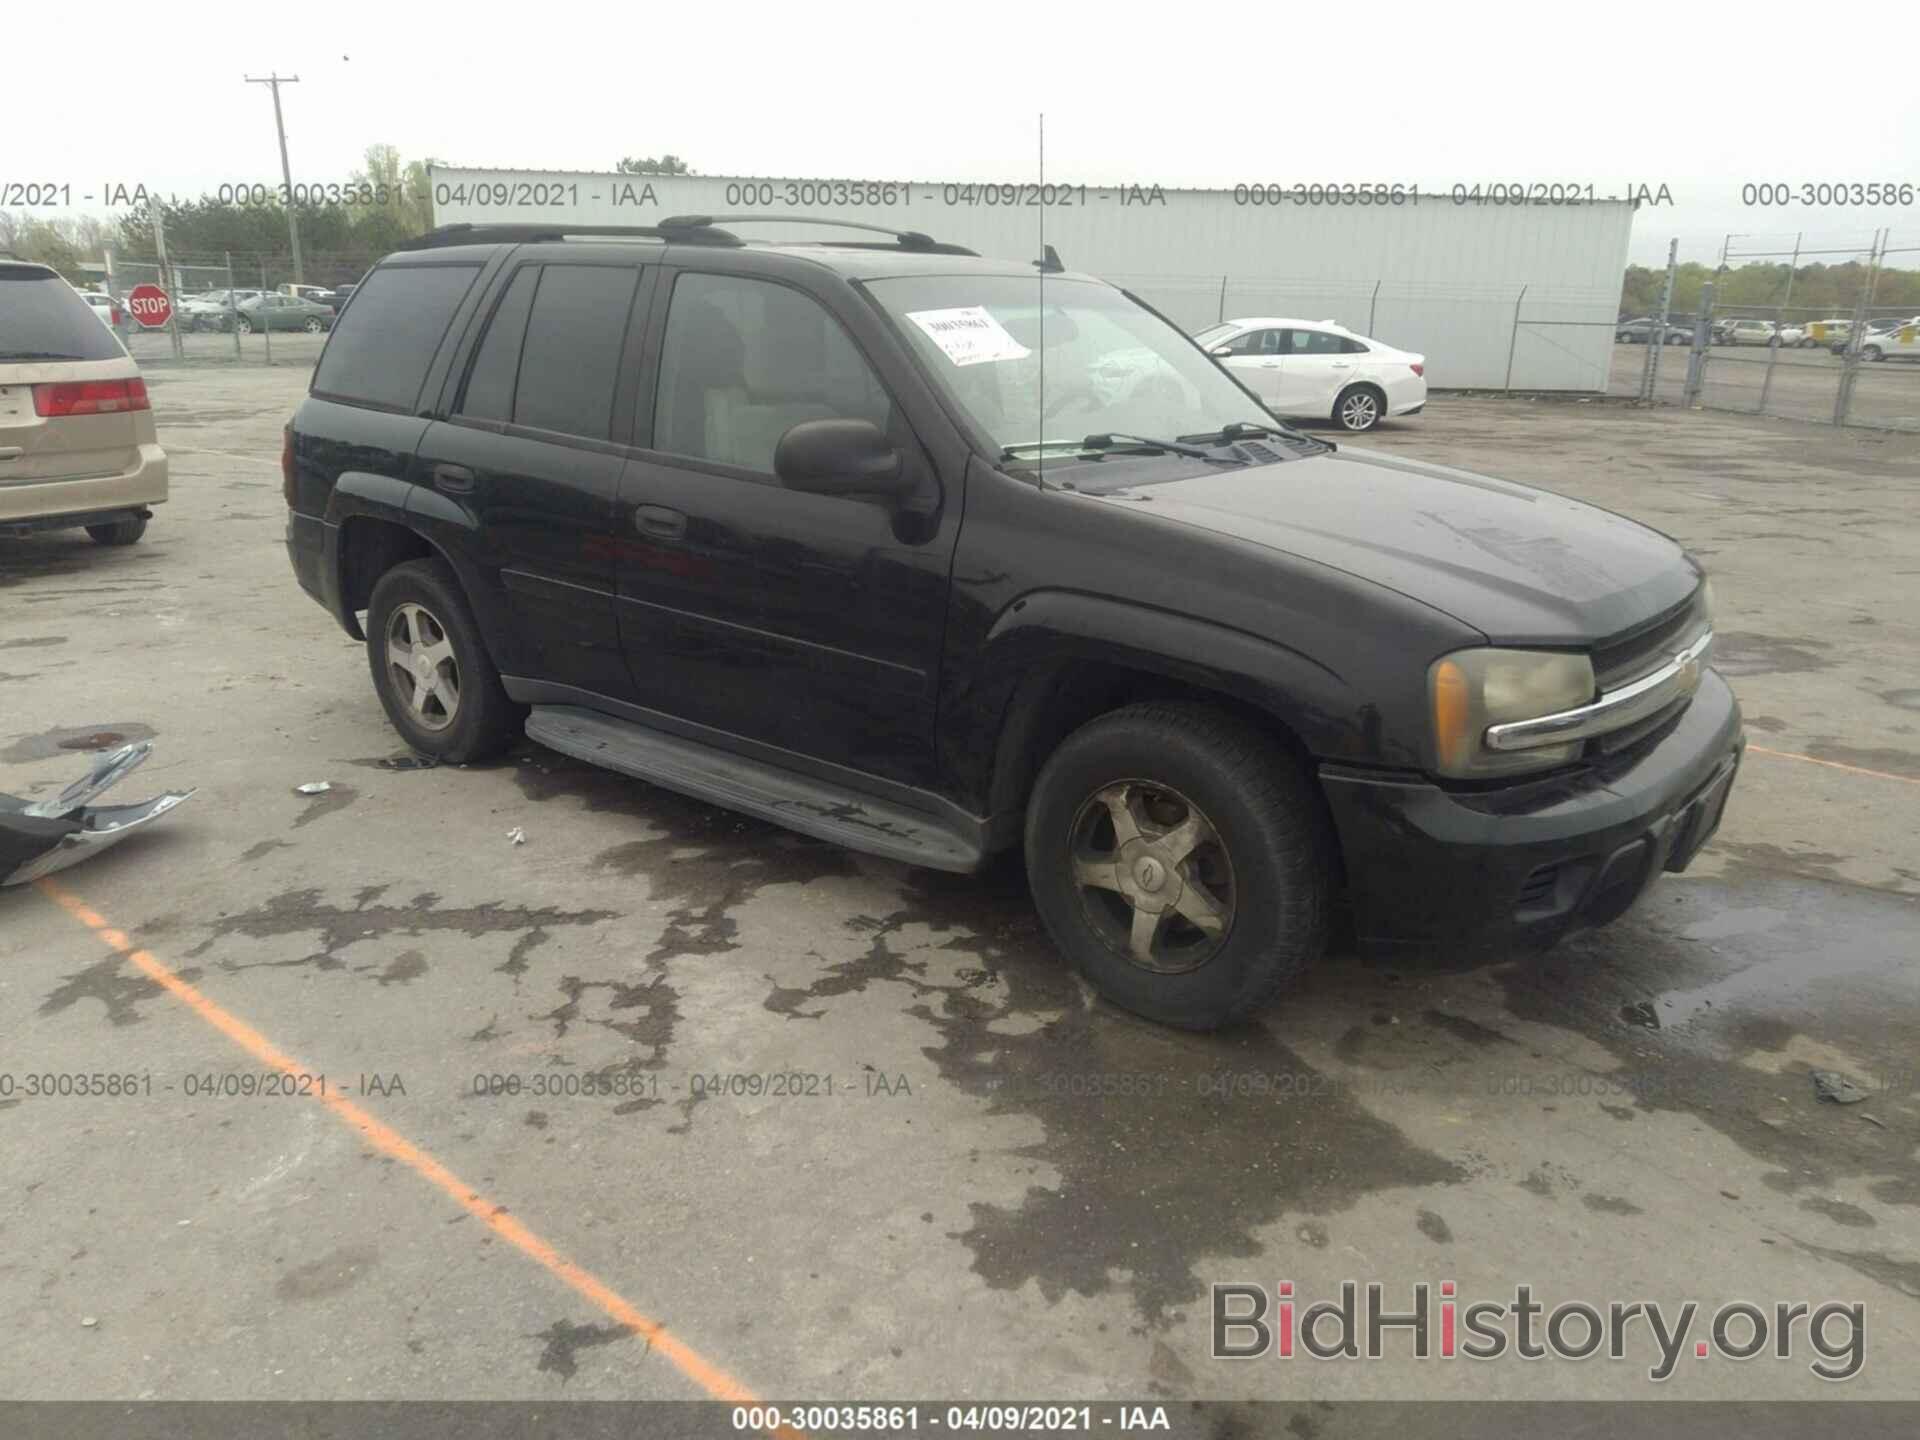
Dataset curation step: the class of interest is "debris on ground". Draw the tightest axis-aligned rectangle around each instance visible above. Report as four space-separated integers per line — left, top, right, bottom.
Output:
1859 1112 1887 1129
1811 1070 1870 1105
506 827 526 845
294 781 332 796
1 743 195 886
377 755 439 771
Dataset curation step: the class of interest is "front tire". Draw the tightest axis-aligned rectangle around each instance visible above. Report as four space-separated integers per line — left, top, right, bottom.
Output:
1024 702 1331 1030
1333 384 1384 432
365 558 524 762
236 316 254 335
85 515 147 546
303 317 324 333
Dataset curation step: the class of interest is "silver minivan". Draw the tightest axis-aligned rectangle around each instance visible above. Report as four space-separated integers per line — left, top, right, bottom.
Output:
1 262 167 544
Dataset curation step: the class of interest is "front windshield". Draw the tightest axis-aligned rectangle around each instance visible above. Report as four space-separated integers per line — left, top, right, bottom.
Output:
866 275 1275 453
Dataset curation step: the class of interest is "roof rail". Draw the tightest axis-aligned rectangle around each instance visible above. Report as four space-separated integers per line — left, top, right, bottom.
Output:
397 221 742 251
661 214 975 255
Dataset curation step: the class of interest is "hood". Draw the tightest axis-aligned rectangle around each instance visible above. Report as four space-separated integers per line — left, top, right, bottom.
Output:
1090 446 1697 645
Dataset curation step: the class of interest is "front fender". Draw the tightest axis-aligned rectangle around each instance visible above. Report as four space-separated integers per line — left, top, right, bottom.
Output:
950 589 1409 826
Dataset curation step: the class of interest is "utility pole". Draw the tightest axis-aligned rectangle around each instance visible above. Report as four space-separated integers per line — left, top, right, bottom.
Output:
245 72 304 284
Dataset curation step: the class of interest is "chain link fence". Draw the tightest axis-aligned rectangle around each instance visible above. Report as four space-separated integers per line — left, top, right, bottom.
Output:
95 249 379 368
1630 231 1920 432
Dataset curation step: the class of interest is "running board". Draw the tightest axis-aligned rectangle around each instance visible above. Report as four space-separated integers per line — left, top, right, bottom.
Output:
524 706 984 873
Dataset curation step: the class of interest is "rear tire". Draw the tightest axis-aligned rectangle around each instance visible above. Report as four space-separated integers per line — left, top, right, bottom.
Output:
1333 384 1384 432
85 515 147 545
1024 702 1331 1030
365 558 524 763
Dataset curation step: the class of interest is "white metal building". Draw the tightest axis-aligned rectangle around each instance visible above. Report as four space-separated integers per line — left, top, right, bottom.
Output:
430 167 1633 390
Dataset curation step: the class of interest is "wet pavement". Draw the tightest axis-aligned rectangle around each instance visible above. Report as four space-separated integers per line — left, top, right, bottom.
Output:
1 366 1916 1404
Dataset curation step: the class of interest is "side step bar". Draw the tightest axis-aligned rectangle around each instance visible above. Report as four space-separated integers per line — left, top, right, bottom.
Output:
524 706 985 873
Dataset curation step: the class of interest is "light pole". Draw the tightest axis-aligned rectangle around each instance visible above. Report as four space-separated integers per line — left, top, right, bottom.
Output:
245 72 304 285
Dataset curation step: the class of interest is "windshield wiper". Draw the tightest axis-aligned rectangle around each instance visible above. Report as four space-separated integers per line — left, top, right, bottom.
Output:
0 350 86 360
1079 432 1211 458
1179 419 1332 451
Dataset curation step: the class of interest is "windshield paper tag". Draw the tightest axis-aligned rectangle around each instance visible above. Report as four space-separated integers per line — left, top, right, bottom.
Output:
905 306 1031 367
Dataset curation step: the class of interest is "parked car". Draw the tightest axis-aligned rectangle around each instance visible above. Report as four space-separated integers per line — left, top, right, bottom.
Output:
284 220 1742 1030
1189 317 1425 432
235 293 334 335
1614 317 1690 345
76 289 126 333
1716 318 1779 346
279 283 337 304
2 260 166 544
324 283 358 313
1860 318 1920 362
178 289 265 332
1800 319 1853 349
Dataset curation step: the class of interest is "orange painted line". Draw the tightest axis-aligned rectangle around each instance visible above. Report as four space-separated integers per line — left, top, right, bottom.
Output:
35 876 799 1433
1747 744 1920 787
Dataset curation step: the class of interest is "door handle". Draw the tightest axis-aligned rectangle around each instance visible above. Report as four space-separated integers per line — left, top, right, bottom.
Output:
635 504 686 539
1259 360 1281 368
0 446 23 462
432 463 475 493
1331 362 1352 369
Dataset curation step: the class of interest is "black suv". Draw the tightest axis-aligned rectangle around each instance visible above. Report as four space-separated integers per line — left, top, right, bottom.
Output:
285 218 1742 1029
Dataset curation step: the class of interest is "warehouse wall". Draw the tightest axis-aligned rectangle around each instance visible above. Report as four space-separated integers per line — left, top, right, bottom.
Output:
429 169 1634 390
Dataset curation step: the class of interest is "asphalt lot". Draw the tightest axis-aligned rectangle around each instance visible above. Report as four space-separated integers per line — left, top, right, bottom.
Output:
3 363 1918 1411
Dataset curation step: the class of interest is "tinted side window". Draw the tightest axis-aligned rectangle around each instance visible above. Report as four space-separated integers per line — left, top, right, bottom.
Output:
652 272 891 474
0 269 125 361
1340 337 1370 354
458 266 538 424
1286 329 1346 355
511 265 639 441
313 263 479 412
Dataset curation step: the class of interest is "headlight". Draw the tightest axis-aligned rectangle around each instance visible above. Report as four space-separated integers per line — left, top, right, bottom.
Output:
1429 648 1595 778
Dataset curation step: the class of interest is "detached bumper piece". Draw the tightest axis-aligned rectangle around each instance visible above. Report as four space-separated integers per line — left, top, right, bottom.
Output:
0 742 194 886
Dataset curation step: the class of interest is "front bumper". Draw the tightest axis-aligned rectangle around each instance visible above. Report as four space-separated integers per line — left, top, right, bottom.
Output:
1320 669 1743 951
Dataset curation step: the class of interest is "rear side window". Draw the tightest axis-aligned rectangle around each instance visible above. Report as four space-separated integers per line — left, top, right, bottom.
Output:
0 267 125 361
312 263 479 412
458 267 538 424
1285 328 1347 355
511 266 639 441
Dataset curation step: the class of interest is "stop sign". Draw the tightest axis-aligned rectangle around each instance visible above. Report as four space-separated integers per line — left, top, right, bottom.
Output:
127 283 172 329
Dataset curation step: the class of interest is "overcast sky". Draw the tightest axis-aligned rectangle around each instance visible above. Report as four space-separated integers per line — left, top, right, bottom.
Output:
12 1 1918 268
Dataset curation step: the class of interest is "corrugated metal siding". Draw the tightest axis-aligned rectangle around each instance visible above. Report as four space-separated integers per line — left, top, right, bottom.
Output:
430 169 1631 390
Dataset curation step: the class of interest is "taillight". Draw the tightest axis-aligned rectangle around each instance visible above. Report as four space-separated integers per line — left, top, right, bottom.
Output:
1409 363 1425 377
31 378 149 417
281 424 296 507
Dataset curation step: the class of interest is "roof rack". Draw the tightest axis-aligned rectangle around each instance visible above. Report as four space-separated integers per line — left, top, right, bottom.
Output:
397 221 743 251
661 214 977 256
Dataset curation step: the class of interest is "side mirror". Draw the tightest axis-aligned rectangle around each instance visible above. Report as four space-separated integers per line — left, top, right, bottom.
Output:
1210 345 1234 358
774 419 913 499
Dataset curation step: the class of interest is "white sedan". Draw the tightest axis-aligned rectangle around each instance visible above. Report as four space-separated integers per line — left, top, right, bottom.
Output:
1192 317 1425 432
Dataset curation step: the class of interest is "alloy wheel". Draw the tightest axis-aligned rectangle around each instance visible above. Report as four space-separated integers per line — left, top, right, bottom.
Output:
1067 780 1235 974
385 603 461 732
1339 390 1379 430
